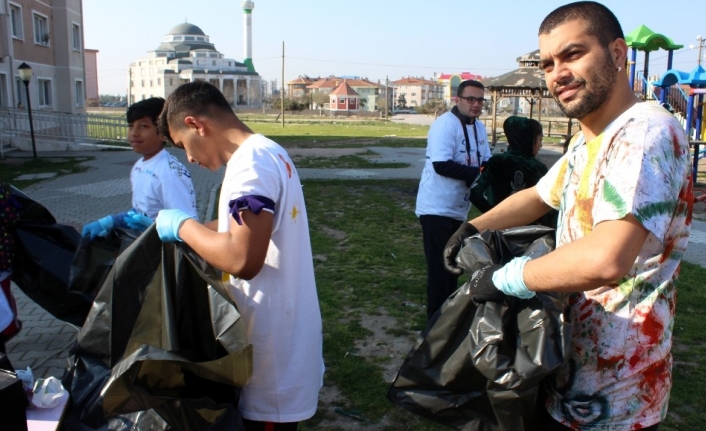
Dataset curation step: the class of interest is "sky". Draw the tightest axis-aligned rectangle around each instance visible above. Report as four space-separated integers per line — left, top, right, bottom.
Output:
83 0 706 96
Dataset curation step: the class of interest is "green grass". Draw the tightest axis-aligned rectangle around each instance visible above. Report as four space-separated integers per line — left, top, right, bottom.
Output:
662 261 706 430
0 156 93 189
292 178 705 430
247 122 429 146
292 150 409 169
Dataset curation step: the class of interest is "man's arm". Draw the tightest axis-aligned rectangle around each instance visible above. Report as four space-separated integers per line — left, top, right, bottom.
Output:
178 210 272 280
524 214 649 292
469 186 552 231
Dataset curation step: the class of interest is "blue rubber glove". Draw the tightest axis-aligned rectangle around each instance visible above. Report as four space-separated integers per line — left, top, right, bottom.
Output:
125 210 154 232
156 209 194 242
81 215 115 240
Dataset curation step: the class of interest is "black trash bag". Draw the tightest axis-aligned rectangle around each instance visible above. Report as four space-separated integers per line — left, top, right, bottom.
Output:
62 225 252 431
388 225 571 431
10 185 142 326
10 186 87 325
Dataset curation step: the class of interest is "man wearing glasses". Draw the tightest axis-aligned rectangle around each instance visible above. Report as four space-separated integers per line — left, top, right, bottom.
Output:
415 79 491 319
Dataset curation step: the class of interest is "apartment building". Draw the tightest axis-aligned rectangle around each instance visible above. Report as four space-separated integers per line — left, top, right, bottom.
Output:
0 0 86 113
390 76 444 108
127 22 262 107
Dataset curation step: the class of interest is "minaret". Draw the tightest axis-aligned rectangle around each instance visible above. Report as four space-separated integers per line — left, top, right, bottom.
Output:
242 1 256 73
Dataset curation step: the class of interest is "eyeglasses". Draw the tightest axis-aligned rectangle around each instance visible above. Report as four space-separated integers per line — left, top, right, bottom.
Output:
458 96 486 104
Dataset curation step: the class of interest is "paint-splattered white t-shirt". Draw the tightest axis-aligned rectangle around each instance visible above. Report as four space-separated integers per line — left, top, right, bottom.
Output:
536 102 692 430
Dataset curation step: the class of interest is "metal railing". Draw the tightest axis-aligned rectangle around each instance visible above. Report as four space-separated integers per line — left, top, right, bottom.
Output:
0 107 128 149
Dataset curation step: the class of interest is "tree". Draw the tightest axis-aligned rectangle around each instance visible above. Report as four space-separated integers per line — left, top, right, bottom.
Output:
421 99 448 118
397 94 407 109
311 92 330 109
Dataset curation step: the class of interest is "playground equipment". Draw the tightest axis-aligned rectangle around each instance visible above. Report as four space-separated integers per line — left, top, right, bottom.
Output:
625 25 706 182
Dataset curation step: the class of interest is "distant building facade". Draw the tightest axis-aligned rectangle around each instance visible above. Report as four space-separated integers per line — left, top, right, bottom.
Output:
437 72 484 106
391 76 444 108
0 0 87 113
127 22 262 107
84 48 99 106
307 76 380 112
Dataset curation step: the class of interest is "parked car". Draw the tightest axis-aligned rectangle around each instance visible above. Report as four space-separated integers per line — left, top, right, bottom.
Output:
393 109 417 114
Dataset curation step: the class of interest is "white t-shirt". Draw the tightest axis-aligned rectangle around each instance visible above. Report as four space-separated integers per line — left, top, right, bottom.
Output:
130 148 197 219
536 103 691 430
218 134 324 423
415 110 491 220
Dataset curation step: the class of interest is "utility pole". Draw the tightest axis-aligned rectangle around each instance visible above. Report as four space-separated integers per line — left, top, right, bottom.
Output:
697 35 704 66
281 41 285 128
385 76 389 120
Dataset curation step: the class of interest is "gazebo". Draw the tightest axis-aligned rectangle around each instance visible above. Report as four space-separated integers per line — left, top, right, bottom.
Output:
482 50 565 144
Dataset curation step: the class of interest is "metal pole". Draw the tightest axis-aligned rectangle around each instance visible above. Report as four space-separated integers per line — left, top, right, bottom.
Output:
24 82 38 160
281 41 285 128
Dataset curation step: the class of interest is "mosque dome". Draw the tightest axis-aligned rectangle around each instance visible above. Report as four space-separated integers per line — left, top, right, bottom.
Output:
167 22 206 36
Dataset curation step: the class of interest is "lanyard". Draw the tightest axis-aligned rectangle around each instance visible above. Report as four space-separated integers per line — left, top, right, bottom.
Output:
459 117 482 166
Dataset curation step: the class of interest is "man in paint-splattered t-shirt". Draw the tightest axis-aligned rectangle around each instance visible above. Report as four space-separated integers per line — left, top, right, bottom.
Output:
537 101 691 430
443 2 692 430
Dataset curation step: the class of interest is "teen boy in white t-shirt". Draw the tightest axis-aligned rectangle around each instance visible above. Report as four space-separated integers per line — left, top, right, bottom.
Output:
155 82 323 431
81 98 197 239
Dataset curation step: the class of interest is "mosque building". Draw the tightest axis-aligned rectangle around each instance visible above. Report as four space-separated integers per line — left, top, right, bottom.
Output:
127 4 261 107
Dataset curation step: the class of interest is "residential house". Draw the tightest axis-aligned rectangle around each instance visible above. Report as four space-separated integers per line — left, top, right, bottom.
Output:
127 22 261 107
307 76 381 112
0 0 86 113
286 75 318 100
329 80 359 113
391 76 444 109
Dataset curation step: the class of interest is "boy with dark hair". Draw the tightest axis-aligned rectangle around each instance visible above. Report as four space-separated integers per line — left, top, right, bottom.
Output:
156 82 323 431
81 97 197 240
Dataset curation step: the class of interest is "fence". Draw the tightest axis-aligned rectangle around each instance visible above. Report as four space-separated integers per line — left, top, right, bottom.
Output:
0 107 128 151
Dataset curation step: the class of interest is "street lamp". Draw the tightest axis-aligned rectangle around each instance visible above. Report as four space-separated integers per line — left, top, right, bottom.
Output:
17 62 38 160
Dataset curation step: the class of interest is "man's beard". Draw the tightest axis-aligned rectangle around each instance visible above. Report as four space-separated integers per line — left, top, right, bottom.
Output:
552 52 616 119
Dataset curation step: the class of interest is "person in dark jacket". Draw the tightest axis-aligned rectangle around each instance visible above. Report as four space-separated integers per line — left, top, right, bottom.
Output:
470 116 547 213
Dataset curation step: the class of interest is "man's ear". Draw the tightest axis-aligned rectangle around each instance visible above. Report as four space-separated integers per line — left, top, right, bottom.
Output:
610 38 629 69
183 116 207 136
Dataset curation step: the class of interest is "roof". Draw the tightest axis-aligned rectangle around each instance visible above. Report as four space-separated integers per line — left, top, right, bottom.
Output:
330 80 359 96
482 50 547 91
391 77 439 86
482 67 546 90
287 76 318 85
307 77 379 90
438 72 483 81
625 25 683 52
167 23 206 36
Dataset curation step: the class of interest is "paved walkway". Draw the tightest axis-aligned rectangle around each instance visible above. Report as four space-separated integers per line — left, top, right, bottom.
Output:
4 145 706 380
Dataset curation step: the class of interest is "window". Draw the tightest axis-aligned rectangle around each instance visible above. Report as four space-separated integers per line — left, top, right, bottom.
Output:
339 98 345 104
212 60 216 66
75 81 84 107
33 12 49 46
141 80 145 88
169 78 173 86
37 79 52 107
157 78 161 86
185 36 194 41
72 24 81 50
10 3 23 39
0 74 7 107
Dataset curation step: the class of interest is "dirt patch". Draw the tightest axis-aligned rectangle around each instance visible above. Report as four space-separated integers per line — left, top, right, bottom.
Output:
314 309 417 430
